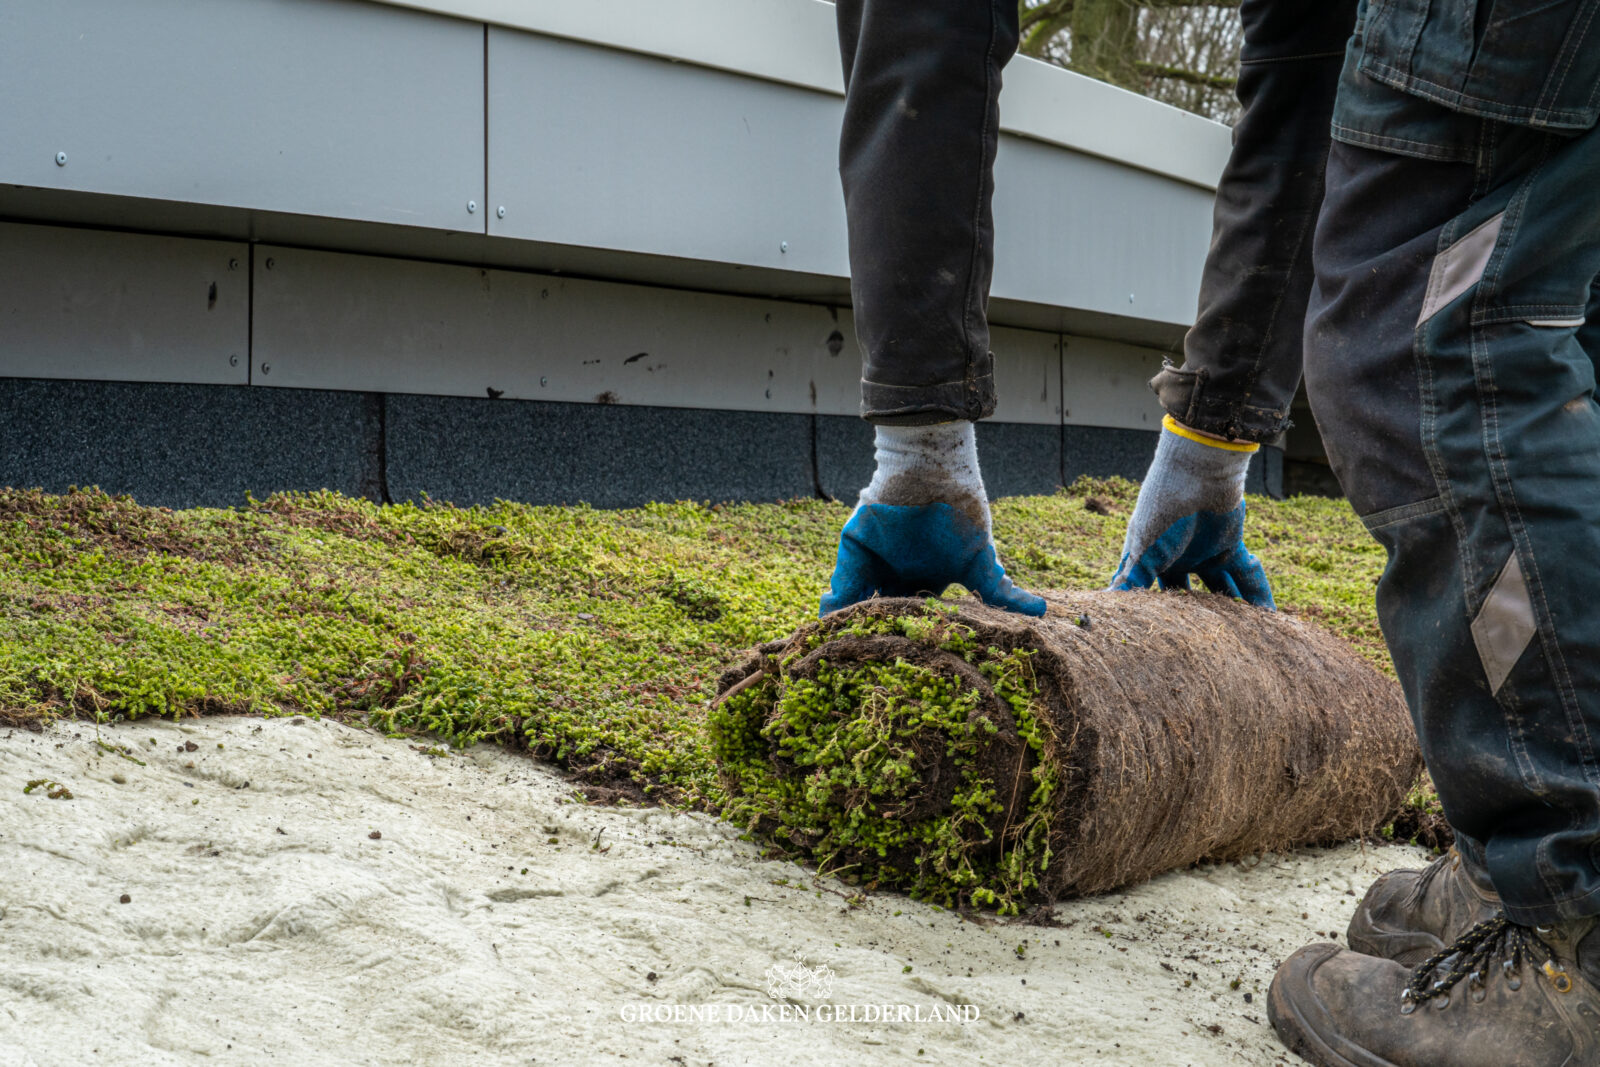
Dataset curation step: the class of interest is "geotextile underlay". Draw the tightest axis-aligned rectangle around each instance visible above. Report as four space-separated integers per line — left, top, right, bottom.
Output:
712 592 1421 914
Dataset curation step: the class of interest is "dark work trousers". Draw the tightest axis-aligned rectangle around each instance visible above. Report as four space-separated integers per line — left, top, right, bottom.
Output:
834 0 1018 425
1150 0 1359 441
1306 66 1600 923
834 0 1358 432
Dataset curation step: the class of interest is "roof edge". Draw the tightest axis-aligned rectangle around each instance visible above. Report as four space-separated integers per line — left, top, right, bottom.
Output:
372 0 1230 190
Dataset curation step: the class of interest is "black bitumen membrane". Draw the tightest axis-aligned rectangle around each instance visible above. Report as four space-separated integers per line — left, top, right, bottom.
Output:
384 394 815 508
0 378 1283 509
0 378 381 508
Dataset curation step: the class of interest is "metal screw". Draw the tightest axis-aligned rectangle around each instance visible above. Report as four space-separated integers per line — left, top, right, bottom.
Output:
496 206 506 219
55 152 67 166
779 241 789 253
540 376 548 387
228 258 240 271
265 258 275 270
467 200 478 214
229 354 239 367
260 363 271 375
1128 292 1135 303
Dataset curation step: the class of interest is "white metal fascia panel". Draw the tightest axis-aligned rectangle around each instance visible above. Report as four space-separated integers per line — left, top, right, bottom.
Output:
488 32 1210 327
0 222 248 386
386 0 842 96
992 135 1213 330
0 0 486 231
999 59 1230 193
487 31 847 278
375 0 1229 190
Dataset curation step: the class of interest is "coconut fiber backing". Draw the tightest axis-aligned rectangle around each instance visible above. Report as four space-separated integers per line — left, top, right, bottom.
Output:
710 592 1420 911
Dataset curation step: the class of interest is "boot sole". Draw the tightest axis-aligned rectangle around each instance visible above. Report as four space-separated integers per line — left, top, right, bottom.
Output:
1268 979 1355 1067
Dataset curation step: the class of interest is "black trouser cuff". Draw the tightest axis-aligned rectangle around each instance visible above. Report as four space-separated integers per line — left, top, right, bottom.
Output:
1150 362 1292 442
861 372 997 425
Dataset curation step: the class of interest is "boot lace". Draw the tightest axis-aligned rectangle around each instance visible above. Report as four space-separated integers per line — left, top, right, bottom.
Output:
1400 915 1554 1013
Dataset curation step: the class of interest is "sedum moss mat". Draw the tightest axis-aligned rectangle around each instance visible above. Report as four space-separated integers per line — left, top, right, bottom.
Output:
710 607 1059 913
0 480 1417 824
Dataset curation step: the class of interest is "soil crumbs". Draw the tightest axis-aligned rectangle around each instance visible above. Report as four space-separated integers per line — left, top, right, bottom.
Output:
0 717 1426 1066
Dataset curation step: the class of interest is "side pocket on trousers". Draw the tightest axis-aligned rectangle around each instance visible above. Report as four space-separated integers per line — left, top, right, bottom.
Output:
1360 495 1448 535
1523 316 1590 328
1358 494 1465 715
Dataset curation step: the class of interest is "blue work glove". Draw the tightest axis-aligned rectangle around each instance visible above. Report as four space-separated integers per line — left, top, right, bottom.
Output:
1109 415 1274 609
820 501 1045 616
820 422 1046 618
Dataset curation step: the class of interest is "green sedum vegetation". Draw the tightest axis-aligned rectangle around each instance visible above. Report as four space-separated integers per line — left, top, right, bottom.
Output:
709 607 1060 914
0 480 1395 828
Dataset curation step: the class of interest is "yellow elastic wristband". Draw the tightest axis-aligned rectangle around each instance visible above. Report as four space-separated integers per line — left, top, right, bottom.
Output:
1162 415 1259 453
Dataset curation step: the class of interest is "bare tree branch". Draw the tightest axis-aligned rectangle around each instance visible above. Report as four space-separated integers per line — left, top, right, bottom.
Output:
1020 0 1073 31
1018 0 1244 121
1019 0 1075 56
1135 60 1237 91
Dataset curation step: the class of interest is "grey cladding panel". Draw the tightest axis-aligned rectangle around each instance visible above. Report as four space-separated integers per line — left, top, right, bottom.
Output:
993 137 1213 329
486 30 1209 325
991 325 1063 425
814 415 876 502
972 421 1064 498
488 30 847 278
251 245 863 415
0 222 247 385
1061 336 1170 431
810 317 1062 426
0 0 484 230
252 245 1068 424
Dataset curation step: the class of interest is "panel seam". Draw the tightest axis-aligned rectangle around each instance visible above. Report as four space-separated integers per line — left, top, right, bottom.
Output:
247 242 255 387
482 23 491 236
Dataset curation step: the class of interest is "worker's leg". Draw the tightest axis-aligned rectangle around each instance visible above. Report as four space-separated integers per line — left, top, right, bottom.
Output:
1307 117 1600 927
834 0 1018 425
823 0 1041 616
1580 277 1600 379
1269 88 1600 1067
1148 0 1358 442
1113 0 1355 605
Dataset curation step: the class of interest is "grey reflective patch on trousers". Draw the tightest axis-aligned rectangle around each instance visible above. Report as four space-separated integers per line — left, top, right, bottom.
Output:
1524 317 1589 328
1470 551 1537 696
1417 212 1506 326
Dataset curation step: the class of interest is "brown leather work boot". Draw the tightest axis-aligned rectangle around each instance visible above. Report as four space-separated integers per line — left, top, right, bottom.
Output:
1346 848 1501 966
1269 915 1600 1066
